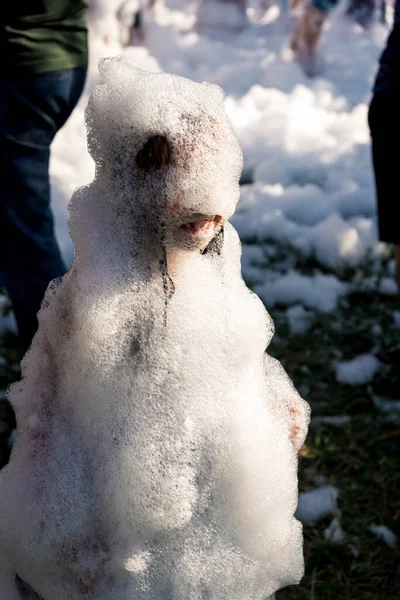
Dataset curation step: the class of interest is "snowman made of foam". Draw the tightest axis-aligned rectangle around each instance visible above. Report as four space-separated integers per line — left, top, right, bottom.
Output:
0 57 309 600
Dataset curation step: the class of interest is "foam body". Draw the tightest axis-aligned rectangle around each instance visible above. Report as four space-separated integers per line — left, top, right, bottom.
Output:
0 57 309 600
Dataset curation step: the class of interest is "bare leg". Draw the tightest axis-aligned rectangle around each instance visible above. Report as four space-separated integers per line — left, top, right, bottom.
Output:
290 3 326 74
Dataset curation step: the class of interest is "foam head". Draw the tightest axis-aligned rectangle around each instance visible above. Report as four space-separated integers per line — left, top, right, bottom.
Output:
85 56 243 252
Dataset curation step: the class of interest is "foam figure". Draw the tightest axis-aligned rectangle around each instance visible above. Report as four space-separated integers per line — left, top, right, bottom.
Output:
0 57 309 600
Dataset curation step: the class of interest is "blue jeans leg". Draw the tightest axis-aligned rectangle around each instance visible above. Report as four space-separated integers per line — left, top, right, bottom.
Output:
0 65 87 349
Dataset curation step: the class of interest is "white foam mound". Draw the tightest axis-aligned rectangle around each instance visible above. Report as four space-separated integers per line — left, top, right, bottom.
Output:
0 57 309 600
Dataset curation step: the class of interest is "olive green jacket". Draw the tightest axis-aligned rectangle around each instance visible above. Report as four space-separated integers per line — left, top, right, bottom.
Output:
1 0 88 75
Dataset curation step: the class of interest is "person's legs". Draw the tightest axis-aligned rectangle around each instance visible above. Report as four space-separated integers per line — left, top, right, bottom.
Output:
290 0 338 72
368 92 400 245
290 1 327 70
0 66 87 350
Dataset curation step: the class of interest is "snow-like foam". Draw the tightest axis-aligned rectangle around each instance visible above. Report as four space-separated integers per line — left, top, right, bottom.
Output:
196 0 248 31
0 57 309 600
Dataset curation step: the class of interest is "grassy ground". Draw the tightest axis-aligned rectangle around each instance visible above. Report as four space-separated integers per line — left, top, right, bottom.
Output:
0 280 399 599
271 290 400 600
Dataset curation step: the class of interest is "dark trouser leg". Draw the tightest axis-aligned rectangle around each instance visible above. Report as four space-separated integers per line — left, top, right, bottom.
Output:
368 92 400 245
0 66 87 350
0 131 65 349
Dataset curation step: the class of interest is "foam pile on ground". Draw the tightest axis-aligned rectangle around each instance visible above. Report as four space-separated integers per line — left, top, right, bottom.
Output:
369 524 398 550
324 517 345 543
0 58 309 600
286 304 314 335
0 297 18 338
230 85 378 272
296 486 340 525
335 353 382 385
372 395 400 425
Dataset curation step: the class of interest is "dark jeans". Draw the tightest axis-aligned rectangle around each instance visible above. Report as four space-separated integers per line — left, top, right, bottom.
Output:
368 92 400 245
0 65 87 350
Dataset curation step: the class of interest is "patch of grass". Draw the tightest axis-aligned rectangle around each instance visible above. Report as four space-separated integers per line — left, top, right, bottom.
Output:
271 290 400 600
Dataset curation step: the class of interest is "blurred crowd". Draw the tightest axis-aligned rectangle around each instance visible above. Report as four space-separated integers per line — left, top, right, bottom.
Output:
87 0 391 68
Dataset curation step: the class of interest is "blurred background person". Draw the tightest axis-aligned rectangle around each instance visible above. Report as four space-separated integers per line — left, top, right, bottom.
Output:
87 0 163 47
290 0 375 72
0 1 88 352
369 0 400 290
289 0 328 68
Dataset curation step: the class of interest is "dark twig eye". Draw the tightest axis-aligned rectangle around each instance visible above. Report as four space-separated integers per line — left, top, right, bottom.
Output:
136 135 171 172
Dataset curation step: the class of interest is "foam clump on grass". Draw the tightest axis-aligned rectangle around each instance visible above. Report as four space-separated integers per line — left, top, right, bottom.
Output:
286 304 314 335
369 525 398 550
324 517 345 543
257 271 347 314
0 295 17 338
0 57 309 600
296 486 339 525
372 395 400 424
335 353 382 385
